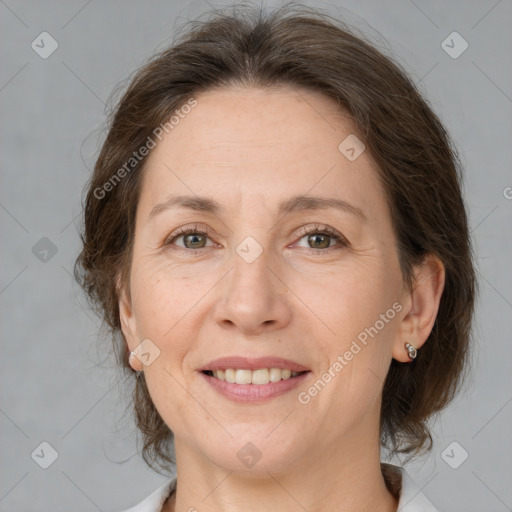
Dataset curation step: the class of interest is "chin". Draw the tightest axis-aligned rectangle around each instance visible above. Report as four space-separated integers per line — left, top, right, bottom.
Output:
201 435 303 476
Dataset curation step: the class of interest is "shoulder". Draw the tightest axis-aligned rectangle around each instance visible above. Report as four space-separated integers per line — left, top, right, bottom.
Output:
118 476 177 512
383 463 440 512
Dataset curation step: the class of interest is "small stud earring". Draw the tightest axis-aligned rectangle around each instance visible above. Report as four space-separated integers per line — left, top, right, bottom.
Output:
128 350 143 377
405 342 417 360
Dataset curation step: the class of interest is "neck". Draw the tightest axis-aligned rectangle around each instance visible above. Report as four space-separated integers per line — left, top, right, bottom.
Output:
163 424 398 512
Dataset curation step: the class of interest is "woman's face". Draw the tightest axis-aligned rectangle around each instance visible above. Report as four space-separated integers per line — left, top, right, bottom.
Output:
120 86 412 474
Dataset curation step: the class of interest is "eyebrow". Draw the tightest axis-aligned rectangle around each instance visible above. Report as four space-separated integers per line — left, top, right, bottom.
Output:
148 194 367 222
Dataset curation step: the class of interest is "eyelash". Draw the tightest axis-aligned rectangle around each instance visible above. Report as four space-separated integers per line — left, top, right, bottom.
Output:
163 223 348 256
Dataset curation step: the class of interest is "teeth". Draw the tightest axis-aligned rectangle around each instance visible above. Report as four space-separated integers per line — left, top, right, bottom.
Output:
213 368 300 385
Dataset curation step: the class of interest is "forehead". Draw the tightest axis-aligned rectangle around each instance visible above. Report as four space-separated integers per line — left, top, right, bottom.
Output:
167 85 354 160
138 85 384 221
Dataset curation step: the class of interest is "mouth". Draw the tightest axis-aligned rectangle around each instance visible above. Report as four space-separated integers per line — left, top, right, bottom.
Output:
199 368 311 402
201 368 310 385
197 356 311 400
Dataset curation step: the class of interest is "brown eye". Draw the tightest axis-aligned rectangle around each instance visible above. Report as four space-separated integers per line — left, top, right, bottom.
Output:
295 224 348 254
180 232 208 249
164 225 214 252
307 233 331 249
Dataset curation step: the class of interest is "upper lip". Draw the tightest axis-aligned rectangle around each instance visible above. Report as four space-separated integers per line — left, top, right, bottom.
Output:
199 356 310 372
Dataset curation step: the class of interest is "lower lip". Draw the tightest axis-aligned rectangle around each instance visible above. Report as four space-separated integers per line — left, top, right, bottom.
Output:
198 371 311 403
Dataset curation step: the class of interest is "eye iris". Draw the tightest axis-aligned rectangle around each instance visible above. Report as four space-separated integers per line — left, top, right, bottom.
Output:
184 233 206 249
309 233 330 249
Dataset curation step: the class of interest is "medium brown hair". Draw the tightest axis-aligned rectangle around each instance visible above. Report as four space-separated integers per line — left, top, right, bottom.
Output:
74 2 477 475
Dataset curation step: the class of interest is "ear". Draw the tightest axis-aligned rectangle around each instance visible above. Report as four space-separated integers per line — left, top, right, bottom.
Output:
117 272 142 371
393 253 445 362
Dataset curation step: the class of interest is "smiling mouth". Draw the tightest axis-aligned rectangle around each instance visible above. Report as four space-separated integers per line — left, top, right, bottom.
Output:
201 369 309 385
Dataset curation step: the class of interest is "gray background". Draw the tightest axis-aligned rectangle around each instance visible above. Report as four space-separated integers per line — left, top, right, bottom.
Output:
1 0 511 510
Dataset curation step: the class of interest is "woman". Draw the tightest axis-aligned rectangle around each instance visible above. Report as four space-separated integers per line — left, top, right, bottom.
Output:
75 4 476 511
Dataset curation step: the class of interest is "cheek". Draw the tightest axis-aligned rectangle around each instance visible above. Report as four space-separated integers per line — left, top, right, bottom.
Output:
304 262 390 335
130 258 206 337
309 273 395 422
129 266 200 424
300 259 397 386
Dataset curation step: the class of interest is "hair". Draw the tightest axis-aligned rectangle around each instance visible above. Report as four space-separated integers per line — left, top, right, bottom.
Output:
74 2 477 477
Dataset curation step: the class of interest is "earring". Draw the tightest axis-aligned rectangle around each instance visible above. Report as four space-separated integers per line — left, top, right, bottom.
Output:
128 350 143 377
128 350 137 365
405 342 417 360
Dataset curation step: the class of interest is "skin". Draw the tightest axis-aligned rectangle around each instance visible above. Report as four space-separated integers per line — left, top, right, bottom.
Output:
119 85 445 512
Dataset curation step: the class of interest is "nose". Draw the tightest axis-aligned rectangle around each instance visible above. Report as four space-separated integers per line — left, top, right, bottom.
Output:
212 244 292 336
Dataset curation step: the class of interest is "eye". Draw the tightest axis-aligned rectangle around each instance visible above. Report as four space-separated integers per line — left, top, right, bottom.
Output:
163 223 349 255
294 224 348 254
163 224 215 253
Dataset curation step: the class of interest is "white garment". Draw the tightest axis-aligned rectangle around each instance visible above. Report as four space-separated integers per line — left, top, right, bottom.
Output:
119 464 439 512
